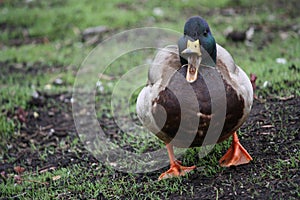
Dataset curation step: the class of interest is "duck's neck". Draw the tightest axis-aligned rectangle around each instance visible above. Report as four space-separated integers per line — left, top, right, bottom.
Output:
210 43 217 64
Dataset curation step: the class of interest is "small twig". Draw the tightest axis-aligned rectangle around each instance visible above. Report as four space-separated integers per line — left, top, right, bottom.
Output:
38 164 57 173
40 124 53 131
254 96 266 103
52 127 70 131
10 192 27 199
274 95 294 101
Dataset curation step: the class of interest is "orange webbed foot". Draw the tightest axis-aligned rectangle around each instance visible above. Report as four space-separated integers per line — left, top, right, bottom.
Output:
219 132 253 167
158 160 196 180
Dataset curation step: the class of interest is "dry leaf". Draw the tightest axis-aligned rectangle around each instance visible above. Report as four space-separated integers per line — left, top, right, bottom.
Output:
33 111 39 118
14 166 25 174
250 73 257 91
39 166 56 174
15 108 27 123
52 175 61 181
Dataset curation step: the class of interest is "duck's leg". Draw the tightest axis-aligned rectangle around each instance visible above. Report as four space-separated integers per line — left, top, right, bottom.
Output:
219 132 253 167
158 143 196 180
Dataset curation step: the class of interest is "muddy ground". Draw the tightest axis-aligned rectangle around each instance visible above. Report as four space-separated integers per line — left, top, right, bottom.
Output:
1 86 299 199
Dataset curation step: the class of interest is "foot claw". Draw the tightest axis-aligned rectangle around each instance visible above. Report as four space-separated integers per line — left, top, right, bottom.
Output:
158 160 196 180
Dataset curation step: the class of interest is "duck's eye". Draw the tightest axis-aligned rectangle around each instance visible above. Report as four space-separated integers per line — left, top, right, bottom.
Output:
203 31 208 37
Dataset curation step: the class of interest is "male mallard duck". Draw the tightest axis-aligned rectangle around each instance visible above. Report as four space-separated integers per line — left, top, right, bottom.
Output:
136 16 253 180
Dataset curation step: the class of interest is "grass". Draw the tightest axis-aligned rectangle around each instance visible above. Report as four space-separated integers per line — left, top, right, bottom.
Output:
0 0 299 199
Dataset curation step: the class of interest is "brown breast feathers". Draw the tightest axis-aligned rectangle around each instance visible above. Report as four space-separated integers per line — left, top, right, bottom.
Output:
151 65 245 147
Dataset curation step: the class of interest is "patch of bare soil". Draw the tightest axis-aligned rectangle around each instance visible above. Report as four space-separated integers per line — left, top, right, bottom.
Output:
1 93 97 174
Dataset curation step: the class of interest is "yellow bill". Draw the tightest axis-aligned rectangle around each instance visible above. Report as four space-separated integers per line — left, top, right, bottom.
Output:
181 40 202 83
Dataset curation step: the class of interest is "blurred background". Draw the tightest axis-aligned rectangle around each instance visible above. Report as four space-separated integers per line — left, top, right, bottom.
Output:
1 0 299 94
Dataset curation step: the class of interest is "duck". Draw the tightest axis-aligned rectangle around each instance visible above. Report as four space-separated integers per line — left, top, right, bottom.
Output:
136 16 253 180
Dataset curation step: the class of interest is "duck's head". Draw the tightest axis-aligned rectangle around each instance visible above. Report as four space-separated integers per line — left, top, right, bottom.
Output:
178 16 216 83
